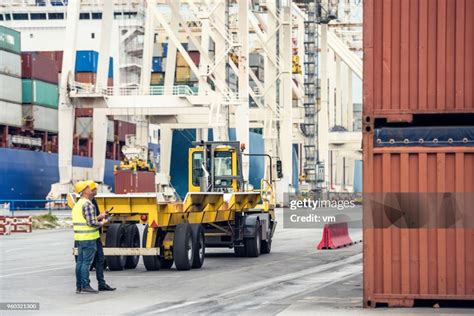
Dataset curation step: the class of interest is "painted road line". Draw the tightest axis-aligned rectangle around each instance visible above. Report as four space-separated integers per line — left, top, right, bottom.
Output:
0 265 74 278
137 253 363 314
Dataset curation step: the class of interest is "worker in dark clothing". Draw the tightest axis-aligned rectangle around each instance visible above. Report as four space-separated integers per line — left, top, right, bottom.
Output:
86 181 116 292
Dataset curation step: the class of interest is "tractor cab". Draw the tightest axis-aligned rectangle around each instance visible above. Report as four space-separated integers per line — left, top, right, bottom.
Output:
188 141 244 193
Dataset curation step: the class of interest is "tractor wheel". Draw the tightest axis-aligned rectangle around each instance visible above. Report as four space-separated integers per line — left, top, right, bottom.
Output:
190 224 205 269
173 223 194 271
142 225 161 271
105 223 127 271
124 224 140 269
245 221 261 258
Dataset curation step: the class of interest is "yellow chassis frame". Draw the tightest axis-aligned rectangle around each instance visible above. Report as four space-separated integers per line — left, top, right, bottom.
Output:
69 192 266 252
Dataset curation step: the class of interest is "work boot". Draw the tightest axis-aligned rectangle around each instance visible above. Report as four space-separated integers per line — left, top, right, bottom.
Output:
76 288 81 294
81 286 99 294
98 284 116 291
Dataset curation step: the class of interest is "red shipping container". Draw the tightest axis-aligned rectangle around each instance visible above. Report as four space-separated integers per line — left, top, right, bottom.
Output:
75 108 93 117
363 131 474 307
114 170 155 194
21 52 60 84
75 72 113 86
114 120 136 142
189 51 200 66
37 51 64 70
364 0 474 120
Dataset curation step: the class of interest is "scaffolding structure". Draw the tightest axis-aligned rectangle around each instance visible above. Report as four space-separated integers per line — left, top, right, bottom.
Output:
301 1 320 191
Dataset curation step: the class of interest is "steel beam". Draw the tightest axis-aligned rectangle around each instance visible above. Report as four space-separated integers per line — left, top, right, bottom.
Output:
141 0 156 93
95 0 114 91
278 6 293 191
92 108 108 183
235 0 250 182
318 24 329 189
58 0 80 184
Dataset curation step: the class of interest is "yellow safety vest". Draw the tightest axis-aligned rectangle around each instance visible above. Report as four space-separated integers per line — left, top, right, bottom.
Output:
72 198 100 241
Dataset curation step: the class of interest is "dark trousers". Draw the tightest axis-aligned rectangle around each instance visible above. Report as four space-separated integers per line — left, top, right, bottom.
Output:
95 238 106 287
75 240 97 289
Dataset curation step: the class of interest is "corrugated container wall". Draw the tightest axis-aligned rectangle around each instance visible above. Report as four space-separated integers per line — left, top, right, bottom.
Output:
75 73 113 86
22 105 58 132
176 67 190 83
150 73 164 85
152 57 163 72
0 50 21 77
75 117 114 142
22 79 59 109
36 51 63 70
363 0 474 118
363 133 474 307
0 101 23 127
114 121 136 142
0 74 22 104
75 50 113 78
176 53 187 67
21 52 59 84
114 170 156 194
188 52 200 66
0 26 21 54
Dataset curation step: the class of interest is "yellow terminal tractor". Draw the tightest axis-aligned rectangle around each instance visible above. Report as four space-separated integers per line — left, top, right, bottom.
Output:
70 141 276 271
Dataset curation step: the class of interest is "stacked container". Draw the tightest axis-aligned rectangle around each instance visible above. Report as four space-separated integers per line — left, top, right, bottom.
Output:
0 26 23 128
21 52 60 133
73 108 115 158
363 0 474 308
187 43 200 86
75 50 113 86
175 51 190 84
150 43 168 86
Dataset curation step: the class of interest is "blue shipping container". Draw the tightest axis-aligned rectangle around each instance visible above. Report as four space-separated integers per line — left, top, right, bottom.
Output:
152 57 163 72
162 43 168 57
160 43 188 58
75 50 113 77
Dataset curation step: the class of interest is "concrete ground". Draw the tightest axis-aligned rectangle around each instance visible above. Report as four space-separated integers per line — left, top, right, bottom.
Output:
0 209 472 315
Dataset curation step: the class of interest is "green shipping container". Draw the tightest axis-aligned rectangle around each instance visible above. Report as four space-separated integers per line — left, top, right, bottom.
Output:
0 26 21 54
22 79 59 109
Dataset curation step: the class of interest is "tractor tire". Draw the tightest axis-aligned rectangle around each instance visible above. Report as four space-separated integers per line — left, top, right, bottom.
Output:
261 222 273 254
124 224 140 269
173 223 194 271
105 223 127 271
142 225 161 271
161 259 174 269
233 244 247 257
245 221 261 258
190 224 205 269
261 236 272 254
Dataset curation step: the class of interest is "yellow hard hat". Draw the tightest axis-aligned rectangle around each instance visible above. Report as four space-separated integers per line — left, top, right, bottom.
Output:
74 181 88 194
74 180 97 194
85 180 98 191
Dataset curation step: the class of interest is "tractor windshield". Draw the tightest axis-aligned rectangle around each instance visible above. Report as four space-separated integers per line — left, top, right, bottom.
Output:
214 151 232 177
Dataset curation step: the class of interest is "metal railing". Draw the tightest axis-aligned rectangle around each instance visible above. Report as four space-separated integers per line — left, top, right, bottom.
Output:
0 200 68 216
69 83 198 97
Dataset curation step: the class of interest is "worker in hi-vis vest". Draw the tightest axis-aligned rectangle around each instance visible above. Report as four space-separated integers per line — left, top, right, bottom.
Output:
73 180 109 294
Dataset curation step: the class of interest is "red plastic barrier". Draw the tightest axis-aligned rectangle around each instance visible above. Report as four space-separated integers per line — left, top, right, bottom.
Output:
1 216 33 234
317 222 353 249
0 216 12 236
